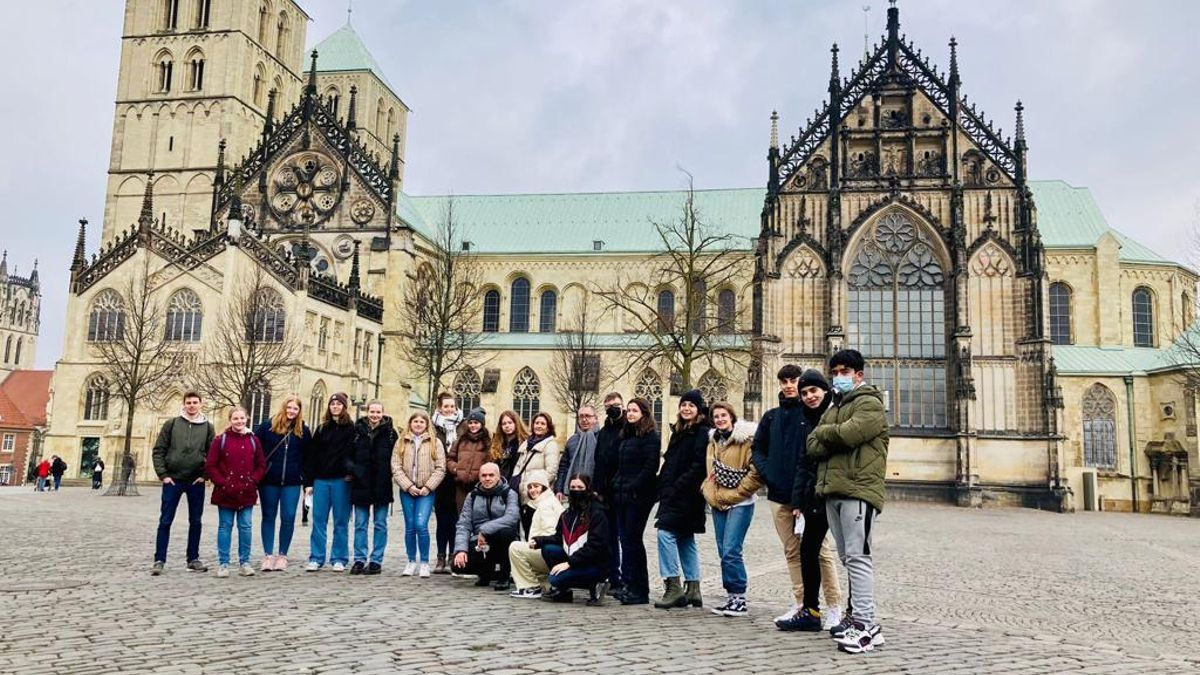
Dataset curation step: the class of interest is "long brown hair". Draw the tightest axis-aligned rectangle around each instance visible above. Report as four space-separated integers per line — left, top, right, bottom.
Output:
323 396 353 427
489 410 529 461
622 397 657 438
270 395 306 437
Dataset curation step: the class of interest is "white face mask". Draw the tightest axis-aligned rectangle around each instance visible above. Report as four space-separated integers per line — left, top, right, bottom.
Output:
831 375 855 395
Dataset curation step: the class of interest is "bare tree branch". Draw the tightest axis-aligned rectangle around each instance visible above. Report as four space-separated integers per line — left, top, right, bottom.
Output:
548 295 612 416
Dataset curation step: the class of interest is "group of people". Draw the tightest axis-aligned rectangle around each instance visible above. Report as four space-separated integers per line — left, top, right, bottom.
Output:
148 349 889 654
33 455 68 491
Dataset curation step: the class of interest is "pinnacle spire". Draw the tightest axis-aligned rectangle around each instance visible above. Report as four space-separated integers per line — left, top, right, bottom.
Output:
265 88 277 132
829 43 841 94
1015 100 1026 144
949 36 960 87
346 85 358 131
72 218 87 270
769 110 779 150
215 138 227 186
139 172 155 227
0 250 7 278
348 240 361 292
307 50 319 95
389 133 401 179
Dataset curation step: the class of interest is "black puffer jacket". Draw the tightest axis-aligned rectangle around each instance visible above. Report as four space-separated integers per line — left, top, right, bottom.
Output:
348 416 398 506
610 427 661 505
655 421 711 534
592 417 623 502
751 394 808 506
302 419 356 487
791 397 832 515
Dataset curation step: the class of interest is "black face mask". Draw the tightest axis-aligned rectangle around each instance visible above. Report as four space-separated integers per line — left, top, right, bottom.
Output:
606 405 623 421
568 490 590 511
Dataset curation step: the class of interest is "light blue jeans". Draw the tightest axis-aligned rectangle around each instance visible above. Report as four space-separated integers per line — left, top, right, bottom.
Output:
656 528 700 581
711 503 755 594
353 504 389 565
259 484 301 556
398 492 436 563
309 478 351 566
217 506 253 567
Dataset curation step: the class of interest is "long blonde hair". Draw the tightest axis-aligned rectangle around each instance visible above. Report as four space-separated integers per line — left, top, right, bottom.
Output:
270 395 305 437
489 409 529 461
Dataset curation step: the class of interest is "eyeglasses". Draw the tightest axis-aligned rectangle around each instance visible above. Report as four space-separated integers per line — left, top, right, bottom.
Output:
578 413 596 418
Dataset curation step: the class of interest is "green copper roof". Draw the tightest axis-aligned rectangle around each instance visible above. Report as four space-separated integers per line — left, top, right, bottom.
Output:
311 24 394 90
396 180 1175 265
1051 345 1169 375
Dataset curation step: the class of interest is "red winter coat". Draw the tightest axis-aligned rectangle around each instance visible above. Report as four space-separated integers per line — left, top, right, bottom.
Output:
206 430 266 510
37 460 51 478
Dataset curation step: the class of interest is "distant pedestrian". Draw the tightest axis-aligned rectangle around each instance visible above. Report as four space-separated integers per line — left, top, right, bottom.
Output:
255 395 312 572
702 402 762 618
91 457 106 490
151 391 215 576
50 456 68 491
391 411 446 578
35 458 51 491
653 389 710 610
430 393 463 574
207 406 266 578
348 401 398 575
302 393 356 573
610 397 660 606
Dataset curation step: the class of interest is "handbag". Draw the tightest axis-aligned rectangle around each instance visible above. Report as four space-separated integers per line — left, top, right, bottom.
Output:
712 458 748 490
509 444 539 492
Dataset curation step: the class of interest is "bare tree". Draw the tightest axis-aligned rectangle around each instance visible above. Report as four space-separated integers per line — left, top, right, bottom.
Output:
593 175 750 390
195 266 300 413
548 295 611 418
91 255 187 496
397 197 488 408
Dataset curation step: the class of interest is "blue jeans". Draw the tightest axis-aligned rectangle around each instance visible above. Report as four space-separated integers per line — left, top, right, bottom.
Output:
309 478 351 566
542 544 606 590
398 492 436 563
711 503 755 594
353 504 389 565
217 506 254 566
154 480 206 563
656 527 700 581
615 500 653 599
259 484 301 556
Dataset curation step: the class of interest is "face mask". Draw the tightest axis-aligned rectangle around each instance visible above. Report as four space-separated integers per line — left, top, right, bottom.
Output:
606 405 622 421
568 490 589 511
831 375 855 395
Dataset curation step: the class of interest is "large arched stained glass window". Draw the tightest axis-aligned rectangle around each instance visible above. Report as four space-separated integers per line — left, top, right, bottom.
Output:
165 288 203 342
1132 287 1155 347
88 289 126 342
846 210 947 429
1048 282 1072 346
84 374 111 421
453 369 482 412
634 369 664 427
697 369 728 403
510 278 531 333
1081 383 1117 469
512 367 540 424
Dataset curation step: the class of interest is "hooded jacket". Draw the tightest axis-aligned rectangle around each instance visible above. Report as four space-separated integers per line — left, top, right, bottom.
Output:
205 428 266 510
447 427 491 489
807 384 889 512
533 498 610 570
255 421 312 487
454 481 520 552
348 416 399 506
751 393 811 506
152 413 215 483
702 420 764 511
655 420 711 534
303 418 356 487
391 430 446 493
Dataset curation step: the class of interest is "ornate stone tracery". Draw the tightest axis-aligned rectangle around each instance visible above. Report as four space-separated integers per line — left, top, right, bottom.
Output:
268 150 343 228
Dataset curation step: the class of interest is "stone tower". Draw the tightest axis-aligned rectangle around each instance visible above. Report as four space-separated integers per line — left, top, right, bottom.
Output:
0 252 40 372
101 0 310 242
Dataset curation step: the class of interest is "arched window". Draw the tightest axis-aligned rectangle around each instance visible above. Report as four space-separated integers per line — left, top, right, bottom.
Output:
247 380 272 426
375 98 386 137
252 64 265 108
1081 383 1118 469
697 369 728 403
657 289 675 332
162 0 179 30
453 369 482 412
482 290 500 332
717 289 736 334
165 289 203 342
387 108 396 142
186 50 205 91
194 0 211 29
88 289 126 342
1132 287 1155 347
539 290 557 333
1183 291 1195 329
846 210 947 429
635 369 664 427
509 278 531 333
309 381 327 423
84 375 110 421
512 367 540 424
276 12 289 57
247 288 286 343
156 53 174 93
258 3 272 45
3 336 9 363
325 86 341 117
14 338 22 365
1048 282 1073 346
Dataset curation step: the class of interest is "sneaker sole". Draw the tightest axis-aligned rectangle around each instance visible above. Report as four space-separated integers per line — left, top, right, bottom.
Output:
721 611 749 618
837 642 875 654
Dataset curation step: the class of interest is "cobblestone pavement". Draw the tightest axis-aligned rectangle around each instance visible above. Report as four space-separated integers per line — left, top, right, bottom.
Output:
1 486 1197 674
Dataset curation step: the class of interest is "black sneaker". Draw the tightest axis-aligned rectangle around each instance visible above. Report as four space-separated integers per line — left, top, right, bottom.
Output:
829 612 855 638
349 561 366 575
619 594 649 606
492 578 513 592
777 607 822 632
150 561 164 576
710 597 733 616
722 597 749 618
586 581 609 607
365 562 382 575
186 559 208 573
542 588 574 603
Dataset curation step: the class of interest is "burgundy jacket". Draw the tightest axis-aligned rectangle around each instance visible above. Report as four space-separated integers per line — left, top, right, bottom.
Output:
206 430 266 510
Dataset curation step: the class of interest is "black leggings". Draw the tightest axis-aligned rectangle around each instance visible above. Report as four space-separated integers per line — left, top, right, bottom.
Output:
799 507 830 611
434 500 457 559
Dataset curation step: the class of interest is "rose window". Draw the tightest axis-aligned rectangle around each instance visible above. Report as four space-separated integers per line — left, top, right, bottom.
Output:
268 151 342 228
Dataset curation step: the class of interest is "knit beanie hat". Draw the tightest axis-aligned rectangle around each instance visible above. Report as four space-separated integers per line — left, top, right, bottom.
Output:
799 368 830 391
680 388 707 415
523 469 551 492
330 392 350 408
466 407 486 424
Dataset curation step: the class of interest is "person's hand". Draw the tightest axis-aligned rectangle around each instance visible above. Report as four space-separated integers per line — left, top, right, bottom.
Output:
408 486 421 497
162 477 175 485
193 477 205 485
476 534 487 548
419 487 430 497
305 487 313 496
791 509 802 518
453 552 467 568
550 562 570 575
528 539 539 549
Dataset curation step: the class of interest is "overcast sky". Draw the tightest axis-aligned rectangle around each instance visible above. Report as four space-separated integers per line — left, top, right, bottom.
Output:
2 0 1197 368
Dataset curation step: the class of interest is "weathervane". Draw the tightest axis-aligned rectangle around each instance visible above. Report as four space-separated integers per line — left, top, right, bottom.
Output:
347 0 353 25
862 5 871 58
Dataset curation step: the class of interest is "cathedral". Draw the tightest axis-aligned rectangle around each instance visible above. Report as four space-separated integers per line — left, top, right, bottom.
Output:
0 252 40 374
42 0 1200 516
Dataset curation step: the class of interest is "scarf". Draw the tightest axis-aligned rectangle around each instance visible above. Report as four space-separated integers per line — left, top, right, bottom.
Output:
432 410 463 447
713 427 733 444
565 429 598 484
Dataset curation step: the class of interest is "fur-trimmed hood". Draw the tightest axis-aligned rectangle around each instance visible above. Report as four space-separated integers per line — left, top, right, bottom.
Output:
709 420 757 446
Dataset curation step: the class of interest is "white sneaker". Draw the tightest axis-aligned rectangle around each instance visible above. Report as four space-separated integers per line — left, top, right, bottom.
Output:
305 562 320 572
822 605 843 630
402 562 417 576
836 622 883 654
774 603 800 623
239 563 256 577
419 564 431 578
216 565 230 578
331 562 346 572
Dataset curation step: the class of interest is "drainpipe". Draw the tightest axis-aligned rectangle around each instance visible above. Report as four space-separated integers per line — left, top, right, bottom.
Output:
1124 375 1139 512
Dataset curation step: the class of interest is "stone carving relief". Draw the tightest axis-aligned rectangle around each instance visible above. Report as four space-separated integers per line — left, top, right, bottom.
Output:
268 150 342 228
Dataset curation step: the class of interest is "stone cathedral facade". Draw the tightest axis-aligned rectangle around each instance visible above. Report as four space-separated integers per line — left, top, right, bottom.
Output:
43 0 1199 515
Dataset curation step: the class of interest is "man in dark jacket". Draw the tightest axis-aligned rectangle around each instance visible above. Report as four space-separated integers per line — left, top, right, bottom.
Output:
590 392 624 593
453 462 520 586
808 349 889 655
151 391 215 575
50 456 68 490
555 405 598 496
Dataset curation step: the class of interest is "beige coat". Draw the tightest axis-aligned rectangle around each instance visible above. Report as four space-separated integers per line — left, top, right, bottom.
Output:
524 472 566 539
702 420 764 511
391 431 447 493
514 436 561 505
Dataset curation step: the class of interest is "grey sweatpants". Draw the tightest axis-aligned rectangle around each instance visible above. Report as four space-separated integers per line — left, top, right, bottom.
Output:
826 497 878 624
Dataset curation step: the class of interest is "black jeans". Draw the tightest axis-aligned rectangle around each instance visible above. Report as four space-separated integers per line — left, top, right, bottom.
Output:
799 506 831 611
604 502 622 588
455 534 515 582
615 499 653 600
433 489 458 560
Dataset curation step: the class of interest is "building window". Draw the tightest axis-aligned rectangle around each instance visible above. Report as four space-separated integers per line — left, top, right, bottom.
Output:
1081 383 1118 469
247 380 272 425
165 288 203 342
0 464 11 485
635 369 664 427
276 13 289 57
1 434 13 452
13 339 20 365
716 289 736 334
157 56 174 93
162 0 179 30
1132 287 1155 347
512 367 540 425
657 290 675 332
87 289 126 342
309 381 327 423
325 87 341 117
3 336 9 363
194 0 211 29
509 278 530 333
188 56 205 91
247 289 286 343
253 65 265 107
258 3 271 45
697 369 728 403
1048 282 1072 346
482 290 500 332
846 210 947 430
539 290 557 333
453 369 482 412
375 98 386 137
84 375 110 421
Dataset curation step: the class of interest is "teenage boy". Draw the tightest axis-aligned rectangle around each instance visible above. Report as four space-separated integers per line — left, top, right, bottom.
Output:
807 349 889 654
151 391 216 575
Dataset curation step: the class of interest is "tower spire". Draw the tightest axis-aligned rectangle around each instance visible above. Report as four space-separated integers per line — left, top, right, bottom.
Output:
346 85 358 132
306 50 319 95
769 110 779 150
139 172 156 228
948 36 960 87
348 240 361 293
71 218 88 273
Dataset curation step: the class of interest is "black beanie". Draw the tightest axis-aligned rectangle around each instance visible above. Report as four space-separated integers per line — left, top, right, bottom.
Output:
680 388 707 415
799 368 829 391
466 407 486 424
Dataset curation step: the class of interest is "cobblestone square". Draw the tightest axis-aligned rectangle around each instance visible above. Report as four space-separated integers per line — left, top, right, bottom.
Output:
1 488 1197 673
